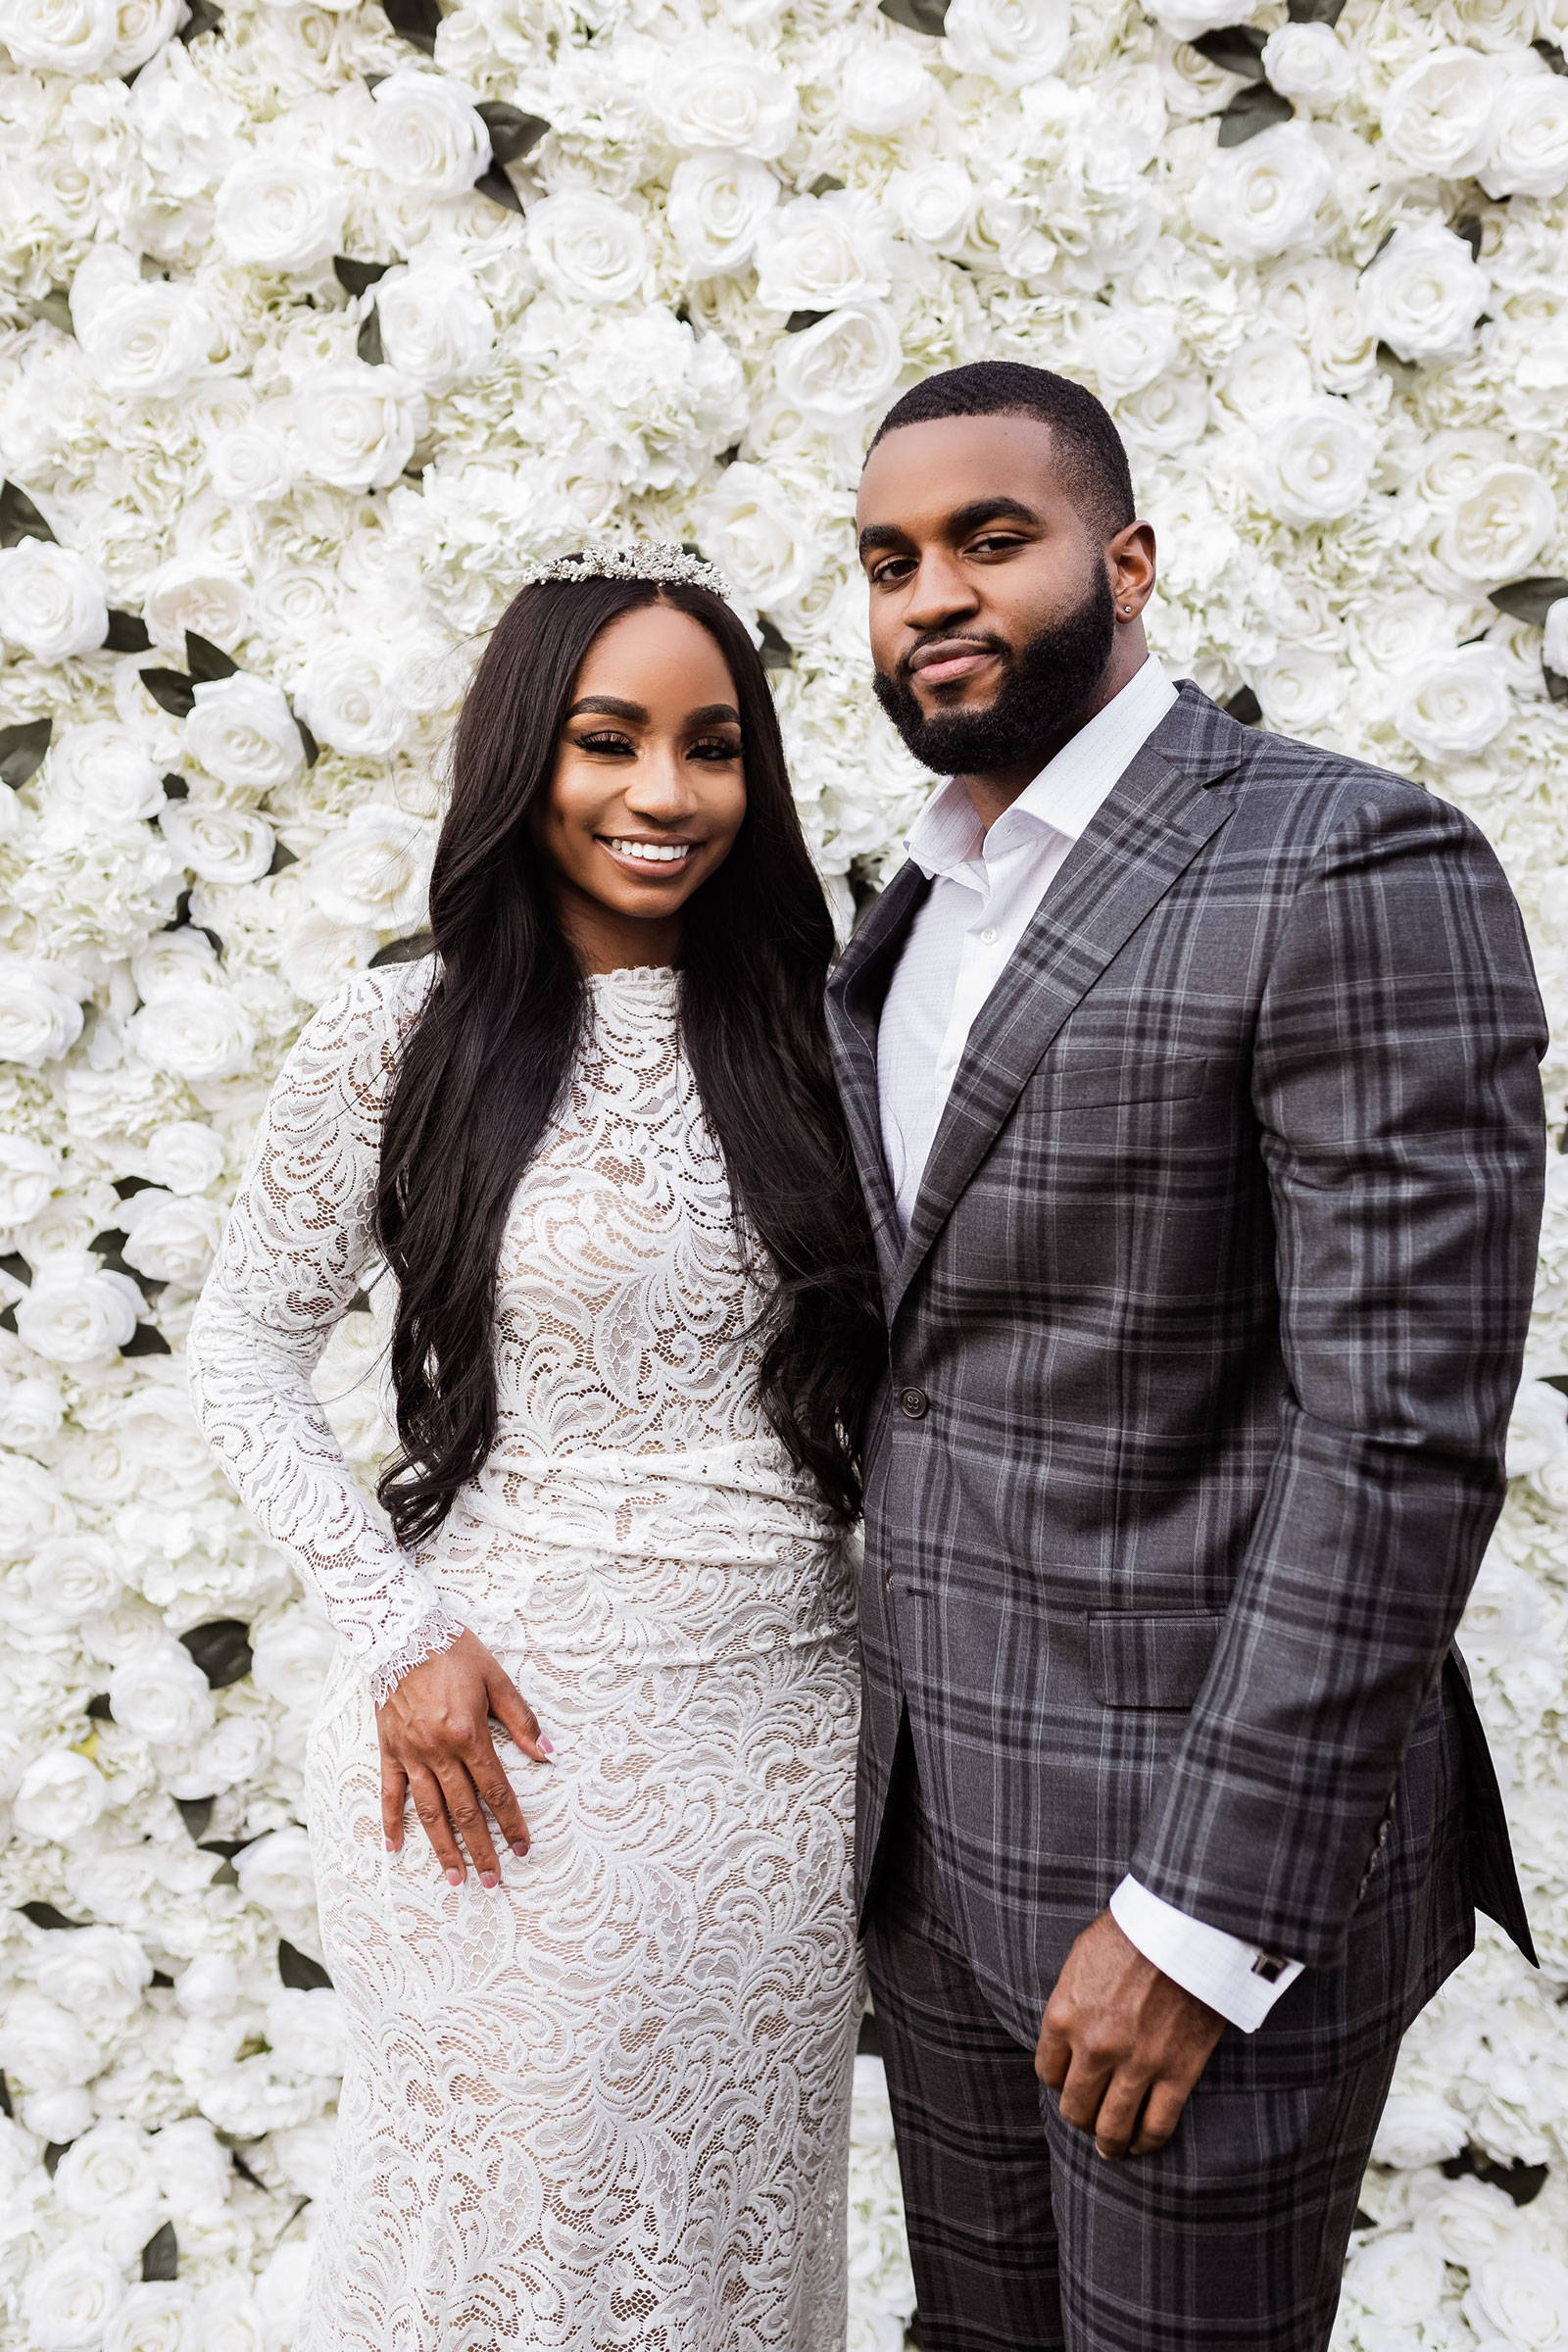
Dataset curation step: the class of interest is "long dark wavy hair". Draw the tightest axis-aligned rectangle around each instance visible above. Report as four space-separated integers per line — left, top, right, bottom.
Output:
373 574 883 1547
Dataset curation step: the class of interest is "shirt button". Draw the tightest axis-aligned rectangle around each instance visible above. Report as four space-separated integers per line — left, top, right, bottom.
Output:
899 1387 929 1420
979 925 998 945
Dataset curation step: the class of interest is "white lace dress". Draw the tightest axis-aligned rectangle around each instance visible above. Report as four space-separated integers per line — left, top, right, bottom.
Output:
186 960 862 2352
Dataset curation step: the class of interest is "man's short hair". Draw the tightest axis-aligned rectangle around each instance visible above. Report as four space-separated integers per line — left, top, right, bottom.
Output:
867 362 1136 543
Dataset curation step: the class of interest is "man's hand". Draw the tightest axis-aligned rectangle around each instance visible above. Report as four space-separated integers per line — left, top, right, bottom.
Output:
1036 1909 1224 2161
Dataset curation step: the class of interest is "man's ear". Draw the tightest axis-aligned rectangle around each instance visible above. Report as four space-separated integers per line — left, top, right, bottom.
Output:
1108 520 1156 619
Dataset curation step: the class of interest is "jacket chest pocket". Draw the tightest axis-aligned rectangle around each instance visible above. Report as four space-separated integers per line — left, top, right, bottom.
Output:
1017 1054 1211 1114
1089 1609 1224 1710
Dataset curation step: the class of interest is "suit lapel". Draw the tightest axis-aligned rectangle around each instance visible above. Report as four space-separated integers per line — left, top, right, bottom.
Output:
889 697 1241 1319
826 860 930 1290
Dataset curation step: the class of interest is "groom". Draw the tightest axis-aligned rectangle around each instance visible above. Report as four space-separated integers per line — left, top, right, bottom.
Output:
826 362 1545 2351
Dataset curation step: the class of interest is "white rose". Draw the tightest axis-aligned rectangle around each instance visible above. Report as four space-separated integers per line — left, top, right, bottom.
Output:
1145 0 1245 33
1362 222 1489 364
1082 304 1179 401
944 0 1069 88
118 1187 224 1286
527 191 649 306
1395 644 1512 762
184 673 305 792
47 721 165 825
126 989 258 1084
1505 1376 1568 1477
693 462 814 608
1464 2255 1568 2349
105 0 181 74
376 264 495 391
74 278 215 400
22 2084 95 2141
0 1988 98 2089
20 2243 127 2352
0 0 116 70
235 1823 320 1942
887 158 976 253
143 1119 225 1195
16 1253 144 1363
286 362 422 492
1436 463 1556 586
838 38 936 132
1219 335 1314 431
265 1987 346 2077
250 1608 340 1715
754 192 891 314
1343 2229 1446 2326
1371 2089 1470 2168
0 539 107 660
215 154 347 270
0 1129 59 1226
657 35 798 160
132 927 220 1003
1543 597 1568 678
1355 588 1456 674
1481 63 1568 198
104 2284 199 2352
12 1747 110 1839
0 1373 65 1447
1190 123 1334 263
193 2283 267 2352
1260 22 1351 109
161 800 276 885
142 559 250 658
1381 46 1502 180
0 1450 70 1555
110 1640 218 1745
1257 397 1378 525
666 152 779 277
206 415 295 506
305 803 435 930
772 305 903 426
294 637 417 759
270 2117 336 2198
368 67 490 195
23 1532 123 1627
281 907 378 1004
54 2120 162 2236
150 2118 233 2227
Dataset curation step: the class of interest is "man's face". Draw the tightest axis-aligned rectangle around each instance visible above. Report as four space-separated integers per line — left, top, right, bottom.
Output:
856 413 1131 777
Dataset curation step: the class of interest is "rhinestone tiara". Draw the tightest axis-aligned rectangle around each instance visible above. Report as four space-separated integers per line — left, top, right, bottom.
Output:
515 540 735 601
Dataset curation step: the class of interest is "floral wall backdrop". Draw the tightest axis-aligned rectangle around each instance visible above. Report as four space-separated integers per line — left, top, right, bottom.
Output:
2 0 1568 2343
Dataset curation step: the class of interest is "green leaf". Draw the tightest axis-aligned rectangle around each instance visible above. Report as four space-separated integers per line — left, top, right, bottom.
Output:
1489 575 1568 627
333 256 394 299
0 1251 31 1286
1546 665 1568 706
30 290 74 335
185 629 238 681
177 0 221 40
103 608 152 652
785 309 830 333
357 304 385 365
1452 214 1483 261
1224 685 1263 726
141 2223 178 2282
162 772 188 799
297 715 320 766
278 1938 333 1991
142 668 196 718
381 0 440 52
808 173 846 197
0 479 55 547
475 101 548 166
1217 81 1294 144
0 716 52 787
180 1619 254 1689
175 1796 215 1842
268 838 299 873
1532 37 1567 74
20 1901 84 1930
758 617 794 672
369 930 434 967
878 0 949 30
122 1324 172 1355
472 164 524 215
1288 0 1346 20
1193 25 1267 79
86 1691 113 1720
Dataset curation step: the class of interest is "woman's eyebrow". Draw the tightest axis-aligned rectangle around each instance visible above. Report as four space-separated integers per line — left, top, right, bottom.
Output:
686 704 741 727
568 695 648 721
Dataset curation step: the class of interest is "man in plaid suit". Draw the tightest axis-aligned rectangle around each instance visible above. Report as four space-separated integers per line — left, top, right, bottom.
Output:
827 362 1545 2351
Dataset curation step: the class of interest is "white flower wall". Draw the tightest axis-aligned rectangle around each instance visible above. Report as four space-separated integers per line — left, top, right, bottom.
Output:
2 0 1568 2342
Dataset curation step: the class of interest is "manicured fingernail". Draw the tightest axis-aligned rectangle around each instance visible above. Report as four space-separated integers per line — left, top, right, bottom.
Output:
512 1842 529 1858
480 1871 499 1889
446 1868 463 1886
538 1737 554 1757
384 1839 398 1853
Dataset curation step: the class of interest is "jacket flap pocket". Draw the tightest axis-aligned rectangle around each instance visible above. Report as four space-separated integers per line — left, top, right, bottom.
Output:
1028 1055 1209 1111
1089 1609 1224 1710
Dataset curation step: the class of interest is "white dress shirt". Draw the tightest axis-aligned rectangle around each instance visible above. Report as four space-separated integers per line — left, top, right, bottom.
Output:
875 656 1303 2034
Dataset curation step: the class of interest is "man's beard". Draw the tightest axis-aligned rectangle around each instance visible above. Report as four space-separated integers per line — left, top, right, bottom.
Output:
873 563 1117 776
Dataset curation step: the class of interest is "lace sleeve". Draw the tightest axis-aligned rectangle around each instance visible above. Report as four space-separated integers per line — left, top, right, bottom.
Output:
186 962 465 1704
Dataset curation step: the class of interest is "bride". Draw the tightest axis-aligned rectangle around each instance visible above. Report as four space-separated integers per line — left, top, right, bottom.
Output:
186 544 883 2352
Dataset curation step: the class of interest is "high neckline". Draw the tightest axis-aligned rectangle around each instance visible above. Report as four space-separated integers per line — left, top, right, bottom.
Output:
585 964 681 990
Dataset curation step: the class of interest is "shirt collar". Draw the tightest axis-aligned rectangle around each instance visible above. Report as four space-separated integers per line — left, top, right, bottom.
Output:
905 655 1177 881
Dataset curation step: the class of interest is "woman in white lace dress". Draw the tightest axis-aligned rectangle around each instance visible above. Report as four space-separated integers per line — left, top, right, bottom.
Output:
186 548 882 2352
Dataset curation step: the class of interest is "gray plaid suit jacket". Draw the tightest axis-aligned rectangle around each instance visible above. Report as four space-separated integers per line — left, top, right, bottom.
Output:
827 682 1546 2087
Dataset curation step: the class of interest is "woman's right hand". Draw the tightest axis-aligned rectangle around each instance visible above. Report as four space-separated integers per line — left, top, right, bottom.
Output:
376 1629 553 1887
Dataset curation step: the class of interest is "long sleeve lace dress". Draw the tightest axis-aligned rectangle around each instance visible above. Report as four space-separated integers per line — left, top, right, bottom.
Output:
185 959 862 2352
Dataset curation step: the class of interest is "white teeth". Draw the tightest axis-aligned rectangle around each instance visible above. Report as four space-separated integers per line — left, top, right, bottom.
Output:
603 839 692 863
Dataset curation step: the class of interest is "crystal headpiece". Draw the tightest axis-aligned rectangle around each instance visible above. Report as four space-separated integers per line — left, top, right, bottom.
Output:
515 540 734 602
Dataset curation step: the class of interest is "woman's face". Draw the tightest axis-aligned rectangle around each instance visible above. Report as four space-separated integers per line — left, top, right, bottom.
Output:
539 600 748 965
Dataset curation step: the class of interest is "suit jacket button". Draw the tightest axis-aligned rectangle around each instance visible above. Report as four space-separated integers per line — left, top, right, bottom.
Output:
898 1386 929 1419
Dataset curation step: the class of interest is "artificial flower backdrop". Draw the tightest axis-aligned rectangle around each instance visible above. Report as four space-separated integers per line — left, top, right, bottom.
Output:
3 0 1568 2344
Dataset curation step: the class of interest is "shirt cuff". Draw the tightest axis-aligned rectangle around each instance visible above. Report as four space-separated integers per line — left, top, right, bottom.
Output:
1108 1876 1304 2034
